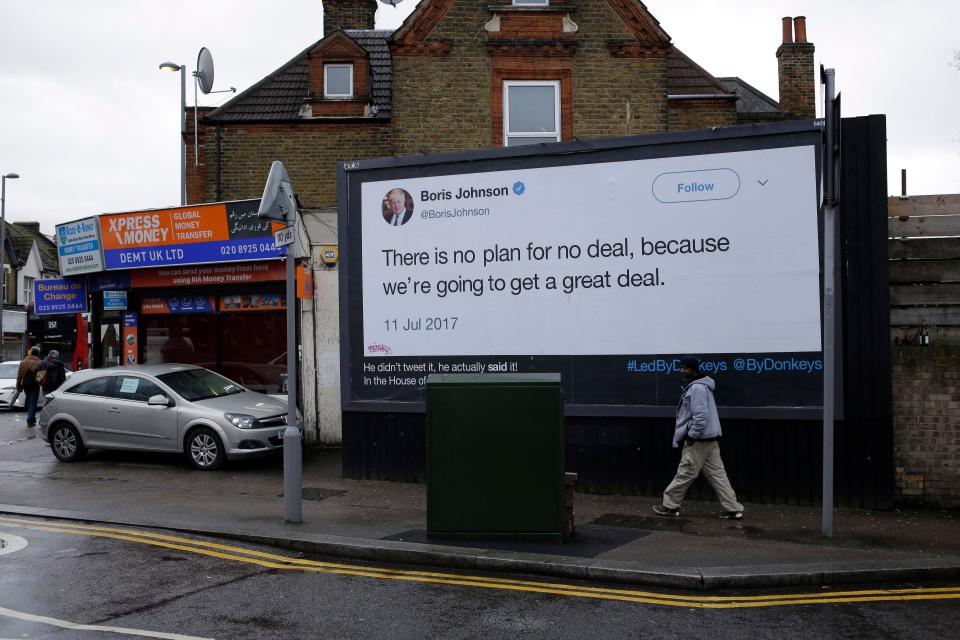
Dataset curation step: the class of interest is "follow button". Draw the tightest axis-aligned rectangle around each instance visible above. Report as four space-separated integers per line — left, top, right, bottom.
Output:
652 168 740 203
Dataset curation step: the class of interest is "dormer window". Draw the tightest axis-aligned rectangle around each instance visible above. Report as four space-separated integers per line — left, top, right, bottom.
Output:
324 64 354 98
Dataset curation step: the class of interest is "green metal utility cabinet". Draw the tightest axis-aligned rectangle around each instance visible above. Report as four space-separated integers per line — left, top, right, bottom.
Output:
426 373 564 542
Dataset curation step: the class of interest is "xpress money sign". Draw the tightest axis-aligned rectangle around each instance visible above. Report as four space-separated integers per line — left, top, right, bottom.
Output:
98 200 280 270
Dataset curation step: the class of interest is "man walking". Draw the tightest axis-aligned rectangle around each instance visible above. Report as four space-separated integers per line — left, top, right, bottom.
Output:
653 355 745 520
16 346 42 427
38 349 68 395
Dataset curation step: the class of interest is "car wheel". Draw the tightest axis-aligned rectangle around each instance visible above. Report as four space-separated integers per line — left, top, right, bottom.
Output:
186 427 225 471
50 423 87 462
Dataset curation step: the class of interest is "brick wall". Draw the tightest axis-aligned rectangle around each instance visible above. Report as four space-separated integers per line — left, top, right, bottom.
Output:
892 345 960 507
667 99 737 131
392 1 675 155
570 2 666 138
392 1 492 155
196 123 391 208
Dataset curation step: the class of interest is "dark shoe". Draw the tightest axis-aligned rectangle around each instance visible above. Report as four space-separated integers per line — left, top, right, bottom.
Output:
719 510 744 520
652 504 680 517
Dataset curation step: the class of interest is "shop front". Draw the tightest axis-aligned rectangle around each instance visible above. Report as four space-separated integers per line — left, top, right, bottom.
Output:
56 199 306 396
90 261 288 394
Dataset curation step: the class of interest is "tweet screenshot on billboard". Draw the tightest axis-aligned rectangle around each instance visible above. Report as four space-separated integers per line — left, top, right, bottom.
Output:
345 135 823 411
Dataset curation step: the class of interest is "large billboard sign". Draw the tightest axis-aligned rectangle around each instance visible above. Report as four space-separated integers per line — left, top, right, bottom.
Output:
98 200 280 270
340 124 825 415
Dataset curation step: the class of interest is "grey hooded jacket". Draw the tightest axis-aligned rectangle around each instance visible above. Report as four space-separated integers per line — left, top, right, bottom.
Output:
672 376 722 447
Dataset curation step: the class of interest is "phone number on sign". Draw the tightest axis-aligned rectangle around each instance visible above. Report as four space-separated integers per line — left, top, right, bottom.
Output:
219 241 277 256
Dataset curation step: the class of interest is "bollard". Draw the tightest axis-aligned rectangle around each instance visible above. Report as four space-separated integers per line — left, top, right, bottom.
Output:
283 424 302 523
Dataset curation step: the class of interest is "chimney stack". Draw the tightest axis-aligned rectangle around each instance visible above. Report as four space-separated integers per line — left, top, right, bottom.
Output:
323 0 378 35
776 16 815 119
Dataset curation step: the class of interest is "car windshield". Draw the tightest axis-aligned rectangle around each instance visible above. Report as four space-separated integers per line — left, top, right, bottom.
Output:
0 363 19 379
157 368 245 401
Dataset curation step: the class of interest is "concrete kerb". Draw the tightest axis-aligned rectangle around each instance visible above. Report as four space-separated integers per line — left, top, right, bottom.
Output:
3 506 960 591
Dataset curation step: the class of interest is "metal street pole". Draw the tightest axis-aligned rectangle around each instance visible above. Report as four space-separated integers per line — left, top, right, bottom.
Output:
0 173 19 360
283 214 302 524
179 64 187 206
159 62 187 206
822 68 837 538
256 160 302 523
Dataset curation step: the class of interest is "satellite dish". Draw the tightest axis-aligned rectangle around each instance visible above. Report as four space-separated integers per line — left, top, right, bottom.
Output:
196 47 215 94
379 0 406 6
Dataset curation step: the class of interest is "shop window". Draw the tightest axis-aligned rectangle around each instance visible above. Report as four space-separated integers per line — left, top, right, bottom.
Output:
503 81 560 146
142 316 217 367
324 64 353 98
220 313 286 394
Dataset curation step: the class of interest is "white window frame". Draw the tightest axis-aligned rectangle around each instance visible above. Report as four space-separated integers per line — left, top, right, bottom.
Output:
323 63 354 99
512 0 549 5
23 275 34 305
503 80 561 147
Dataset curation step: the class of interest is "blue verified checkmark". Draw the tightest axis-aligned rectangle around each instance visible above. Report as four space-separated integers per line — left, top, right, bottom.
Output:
512 181 526 195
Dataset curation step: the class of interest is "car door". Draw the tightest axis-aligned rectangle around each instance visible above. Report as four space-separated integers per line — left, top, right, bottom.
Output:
58 375 113 447
102 374 178 451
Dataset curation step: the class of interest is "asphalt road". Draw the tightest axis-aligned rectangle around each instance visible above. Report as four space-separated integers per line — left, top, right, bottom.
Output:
1 515 959 640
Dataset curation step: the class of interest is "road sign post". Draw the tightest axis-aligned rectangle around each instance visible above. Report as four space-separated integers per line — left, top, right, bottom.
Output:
258 161 302 524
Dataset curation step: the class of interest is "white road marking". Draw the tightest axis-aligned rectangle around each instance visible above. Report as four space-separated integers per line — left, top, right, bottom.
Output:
0 532 27 555
0 607 214 640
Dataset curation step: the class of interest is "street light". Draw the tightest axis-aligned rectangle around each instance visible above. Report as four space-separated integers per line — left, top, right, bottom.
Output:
159 61 186 206
0 172 20 360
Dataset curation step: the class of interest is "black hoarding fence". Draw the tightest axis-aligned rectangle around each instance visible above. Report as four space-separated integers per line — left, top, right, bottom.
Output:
834 114 895 508
342 119 895 507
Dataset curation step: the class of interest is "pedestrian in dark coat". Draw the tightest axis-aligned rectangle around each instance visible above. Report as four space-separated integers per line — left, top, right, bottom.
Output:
16 346 42 426
39 350 67 394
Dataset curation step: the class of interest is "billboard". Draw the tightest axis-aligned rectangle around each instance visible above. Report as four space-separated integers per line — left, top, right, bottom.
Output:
55 217 103 276
98 200 280 270
340 124 825 415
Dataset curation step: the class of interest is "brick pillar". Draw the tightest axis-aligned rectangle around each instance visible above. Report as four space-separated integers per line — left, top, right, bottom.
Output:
776 16 815 119
323 0 377 34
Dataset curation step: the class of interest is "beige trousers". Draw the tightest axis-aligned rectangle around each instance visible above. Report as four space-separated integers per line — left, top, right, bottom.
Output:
662 440 744 512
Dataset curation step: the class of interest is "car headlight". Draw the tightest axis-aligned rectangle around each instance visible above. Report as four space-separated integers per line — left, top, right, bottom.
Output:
224 413 260 429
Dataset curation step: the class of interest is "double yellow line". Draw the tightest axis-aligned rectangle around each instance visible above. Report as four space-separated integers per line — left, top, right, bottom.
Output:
2 515 958 609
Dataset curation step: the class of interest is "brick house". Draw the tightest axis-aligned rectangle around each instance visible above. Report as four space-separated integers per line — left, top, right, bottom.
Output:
185 1 816 444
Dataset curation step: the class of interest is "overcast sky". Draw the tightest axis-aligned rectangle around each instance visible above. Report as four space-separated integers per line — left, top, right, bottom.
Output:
1 1 957 235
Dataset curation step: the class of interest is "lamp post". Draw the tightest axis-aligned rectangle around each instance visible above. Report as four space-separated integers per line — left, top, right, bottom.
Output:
159 61 187 206
0 173 20 360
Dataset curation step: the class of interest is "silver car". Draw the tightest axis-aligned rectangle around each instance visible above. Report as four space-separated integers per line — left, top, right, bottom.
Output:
39 364 291 470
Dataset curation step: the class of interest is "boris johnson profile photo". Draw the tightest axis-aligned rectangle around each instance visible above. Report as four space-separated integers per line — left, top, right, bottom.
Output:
382 188 414 226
